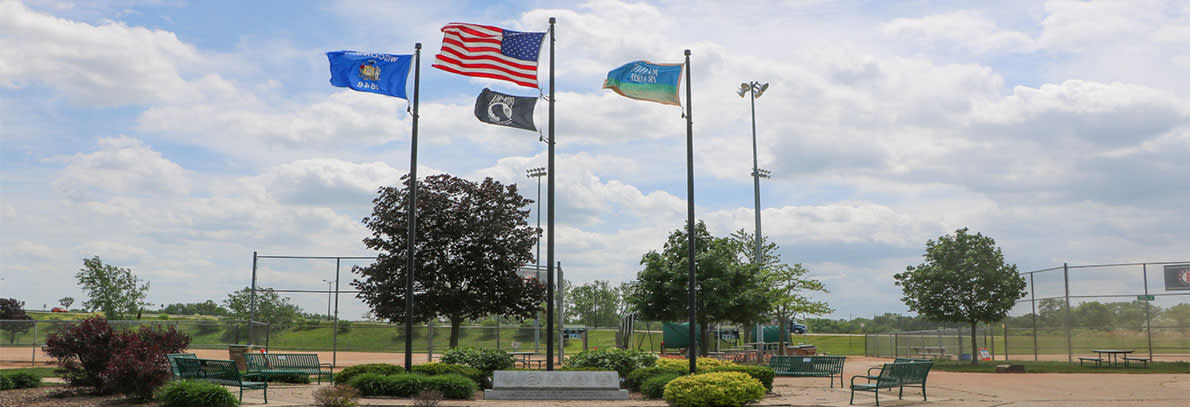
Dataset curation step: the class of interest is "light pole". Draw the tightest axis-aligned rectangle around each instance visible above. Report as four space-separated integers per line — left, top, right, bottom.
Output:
321 280 333 320
526 167 547 353
737 81 771 264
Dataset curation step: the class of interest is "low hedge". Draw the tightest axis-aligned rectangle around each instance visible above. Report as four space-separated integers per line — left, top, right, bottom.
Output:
411 363 484 387
157 380 239 407
640 372 681 399
345 373 475 400
565 348 658 377
700 365 774 391
655 357 734 371
335 363 404 384
626 366 685 391
4 372 40 389
440 347 514 374
421 374 478 399
663 372 765 407
0 375 11 391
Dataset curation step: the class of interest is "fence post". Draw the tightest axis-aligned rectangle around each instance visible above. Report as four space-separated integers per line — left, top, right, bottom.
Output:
1063 262 1072 362
30 323 37 366
894 333 899 358
1030 273 1038 361
234 323 240 344
427 320 434 362
1003 324 1008 361
265 323 271 350
1142 263 1153 361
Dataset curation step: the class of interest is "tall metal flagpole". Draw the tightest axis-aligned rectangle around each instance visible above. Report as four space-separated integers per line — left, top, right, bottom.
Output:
683 49 697 375
404 43 422 372
545 16 557 371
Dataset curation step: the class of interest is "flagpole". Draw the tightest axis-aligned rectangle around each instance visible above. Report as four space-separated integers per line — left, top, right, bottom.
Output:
405 42 421 373
545 16 557 372
683 49 696 375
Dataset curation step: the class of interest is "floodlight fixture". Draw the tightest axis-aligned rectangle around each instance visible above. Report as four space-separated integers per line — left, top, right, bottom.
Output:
754 83 769 98
752 168 772 179
526 167 547 178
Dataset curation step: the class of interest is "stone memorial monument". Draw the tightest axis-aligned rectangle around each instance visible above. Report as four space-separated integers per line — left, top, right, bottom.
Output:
484 370 629 400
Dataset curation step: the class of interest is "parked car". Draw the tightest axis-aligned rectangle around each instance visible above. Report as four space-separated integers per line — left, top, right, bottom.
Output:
51 307 67 312
790 322 808 334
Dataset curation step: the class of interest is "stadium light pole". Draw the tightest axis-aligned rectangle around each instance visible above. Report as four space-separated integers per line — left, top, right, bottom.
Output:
738 81 770 265
321 280 333 319
526 166 547 353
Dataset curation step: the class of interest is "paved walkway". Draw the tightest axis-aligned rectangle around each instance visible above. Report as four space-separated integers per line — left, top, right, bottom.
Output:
240 358 1190 407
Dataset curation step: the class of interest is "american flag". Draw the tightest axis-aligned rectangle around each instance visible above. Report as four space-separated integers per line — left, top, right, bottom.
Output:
432 22 545 89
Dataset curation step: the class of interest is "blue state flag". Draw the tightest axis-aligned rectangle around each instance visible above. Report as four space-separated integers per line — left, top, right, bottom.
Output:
327 50 413 99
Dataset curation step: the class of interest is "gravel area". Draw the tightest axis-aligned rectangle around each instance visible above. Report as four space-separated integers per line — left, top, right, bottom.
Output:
0 387 157 407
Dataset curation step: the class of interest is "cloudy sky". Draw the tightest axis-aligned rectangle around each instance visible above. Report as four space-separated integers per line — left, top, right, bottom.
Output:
2 0 1187 322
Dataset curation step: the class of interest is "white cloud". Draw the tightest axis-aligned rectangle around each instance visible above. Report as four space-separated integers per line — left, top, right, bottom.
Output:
49 136 191 201
882 10 1035 53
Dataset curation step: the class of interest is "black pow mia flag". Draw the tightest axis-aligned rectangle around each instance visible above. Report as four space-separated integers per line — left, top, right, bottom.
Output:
474 88 537 132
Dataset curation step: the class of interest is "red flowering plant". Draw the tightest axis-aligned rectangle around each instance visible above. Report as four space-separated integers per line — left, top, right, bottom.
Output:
43 317 190 399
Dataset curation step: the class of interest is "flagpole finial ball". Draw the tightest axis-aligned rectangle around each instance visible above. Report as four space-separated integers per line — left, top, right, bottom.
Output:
685 49 691 56
550 17 556 24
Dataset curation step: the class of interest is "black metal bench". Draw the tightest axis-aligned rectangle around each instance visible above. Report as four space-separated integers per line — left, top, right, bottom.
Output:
176 358 268 403
1123 356 1150 368
245 353 333 384
1078 357 1103 367
770 355 846 388
850 360 932 406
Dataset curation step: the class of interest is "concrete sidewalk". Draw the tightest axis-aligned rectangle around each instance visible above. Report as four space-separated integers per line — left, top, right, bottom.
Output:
242 369 1190 407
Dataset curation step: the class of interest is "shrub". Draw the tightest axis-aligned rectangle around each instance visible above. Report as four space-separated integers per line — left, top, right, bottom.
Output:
10 372 38 389
700 365 775 392
42 316 190 399
411 363 483 386
335 363 404 384
663 372 764 407
440 347 514 373
345 373 389 396
560 366 614 372
313 384 360 407
626 366 685 391
655 357 734 371
157 380 239 407
565 348 658 377
640 373 681 399
384 374 426 397
0 375 12 391
421 374 478 399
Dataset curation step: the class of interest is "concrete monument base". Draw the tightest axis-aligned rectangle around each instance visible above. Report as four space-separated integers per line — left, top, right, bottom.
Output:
483 370 629 400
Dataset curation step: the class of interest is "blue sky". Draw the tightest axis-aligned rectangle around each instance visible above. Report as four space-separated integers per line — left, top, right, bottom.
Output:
2 0 1188 322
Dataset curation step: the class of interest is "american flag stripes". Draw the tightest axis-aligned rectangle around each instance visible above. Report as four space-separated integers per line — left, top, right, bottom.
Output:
432 22 545 89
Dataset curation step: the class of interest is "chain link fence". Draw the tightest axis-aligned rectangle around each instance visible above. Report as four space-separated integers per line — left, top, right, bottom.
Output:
865 261 1190 362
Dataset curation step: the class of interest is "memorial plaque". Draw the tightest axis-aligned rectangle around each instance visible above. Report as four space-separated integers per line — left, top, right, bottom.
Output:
485 371 629 400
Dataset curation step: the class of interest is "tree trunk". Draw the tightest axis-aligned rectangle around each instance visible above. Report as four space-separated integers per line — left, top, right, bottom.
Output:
970 321 978 365
450 317 463 348
698 323 710 356
778 318 787 356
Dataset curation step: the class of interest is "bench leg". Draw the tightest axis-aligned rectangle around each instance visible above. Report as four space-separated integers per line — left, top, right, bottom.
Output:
874 387 880 406
849 388 855 405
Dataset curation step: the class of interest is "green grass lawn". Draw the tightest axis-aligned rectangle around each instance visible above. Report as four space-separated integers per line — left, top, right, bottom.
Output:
930 360 1190 374
1 367 58 379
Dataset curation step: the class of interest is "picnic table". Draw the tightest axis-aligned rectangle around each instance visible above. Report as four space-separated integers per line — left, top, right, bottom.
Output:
509 351 543 369
910 346 946 358
1090 349 1139 367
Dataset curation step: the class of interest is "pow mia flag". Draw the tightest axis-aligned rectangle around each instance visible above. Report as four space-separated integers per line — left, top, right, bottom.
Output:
474 88 537 132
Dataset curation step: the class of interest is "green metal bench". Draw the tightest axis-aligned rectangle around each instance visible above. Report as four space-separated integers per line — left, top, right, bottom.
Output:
865 358 929 376
176 358 268 403
1078 357 1103 367
245 353 333 384
1123 356 1149 368
769 355 846 388
850 360 932 406
166 353 197 379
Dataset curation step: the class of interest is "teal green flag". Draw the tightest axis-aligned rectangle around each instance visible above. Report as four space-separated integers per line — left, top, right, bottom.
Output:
603 60 683 106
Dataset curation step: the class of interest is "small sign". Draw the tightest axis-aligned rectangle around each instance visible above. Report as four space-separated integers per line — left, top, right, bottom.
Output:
1137 295 1156 301
978 347 991 361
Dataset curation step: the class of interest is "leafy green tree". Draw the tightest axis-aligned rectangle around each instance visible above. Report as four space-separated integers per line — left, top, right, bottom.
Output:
730 230 831 353
0 298 34 344
1074 301 1112 330
75 256 150 320
224 288 302 328
1107 301 1156 331
59 297 75 309
894 228 1026 364
353 174 545 347
628 221 770 355
567 280 622 328
162 300 229 316
1160 303 1190 330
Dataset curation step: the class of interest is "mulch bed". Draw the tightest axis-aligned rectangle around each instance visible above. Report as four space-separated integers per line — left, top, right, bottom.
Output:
0 387 157 407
